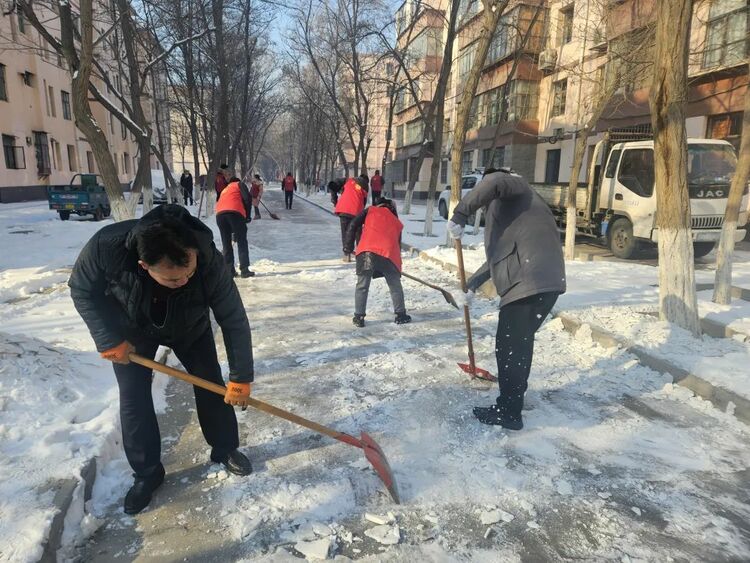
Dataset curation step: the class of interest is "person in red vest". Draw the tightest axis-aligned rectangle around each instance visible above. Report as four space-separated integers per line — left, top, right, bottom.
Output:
370 170 383 204
343 198 411 327
250 174 264 219
215 165 229 201
216 174 255 278
334 176 369 261
281 172 297 210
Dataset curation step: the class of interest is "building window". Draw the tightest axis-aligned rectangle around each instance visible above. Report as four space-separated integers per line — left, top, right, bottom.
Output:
482 146 505 169
123 153 130 175
17 10 26 34
468 96 480 130
109 112 115 134
113 153 119 175
2 135 25 169
121 119 127 140
67 144 78 171
48 85 56 117
396 124 404 148
405 119 424 145
0 64 7 101
703 0 749 69
707 111 743 151
33 131 51 175
545 148 561 183
461 150 474 174
22 71 34 87
507 80 539 121
61 91 71 120
550 79 567 118
440 160 448 184
86 151 95 173
50 139 60 170
559 4 574 45
458 43 477 80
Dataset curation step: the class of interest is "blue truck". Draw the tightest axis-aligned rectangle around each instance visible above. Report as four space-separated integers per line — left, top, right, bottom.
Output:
47 174 111 221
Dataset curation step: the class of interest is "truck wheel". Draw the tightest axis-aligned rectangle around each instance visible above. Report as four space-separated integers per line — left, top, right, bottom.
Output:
693 242 715 259
93 207 104 221
103 207 111 217
438 200 448 219
59 211 70 221
609 217 637 259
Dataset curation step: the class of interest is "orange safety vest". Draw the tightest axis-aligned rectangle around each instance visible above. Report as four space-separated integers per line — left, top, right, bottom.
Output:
283 176 295 191
355 206 403 271
216 181 246 218
334 178 367 217
371 174 383 192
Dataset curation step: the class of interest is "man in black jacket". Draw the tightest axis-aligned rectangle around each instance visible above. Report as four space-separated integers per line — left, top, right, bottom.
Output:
69 204 254 514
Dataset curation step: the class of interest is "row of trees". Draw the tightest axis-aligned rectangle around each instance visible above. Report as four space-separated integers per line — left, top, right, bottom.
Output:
13 0 281 221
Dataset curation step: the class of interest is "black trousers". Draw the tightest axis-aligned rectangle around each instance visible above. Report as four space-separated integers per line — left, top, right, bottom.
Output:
113 329 239 477
216 211 249 272
372 190 381 205
495 292 558 417
339 214 361 253
182 187 193 205
284 191 294 209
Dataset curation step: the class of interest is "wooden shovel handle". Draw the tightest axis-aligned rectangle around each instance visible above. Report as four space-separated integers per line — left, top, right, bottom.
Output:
129 354 362 449
454 240 476 371
401 271 443 292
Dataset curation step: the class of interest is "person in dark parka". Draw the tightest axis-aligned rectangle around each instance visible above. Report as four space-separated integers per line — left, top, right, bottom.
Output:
69 204 255 514
448 169 566 430
180 170 194 206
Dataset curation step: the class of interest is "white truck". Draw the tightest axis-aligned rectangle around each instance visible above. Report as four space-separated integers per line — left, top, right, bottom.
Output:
532 128 748 259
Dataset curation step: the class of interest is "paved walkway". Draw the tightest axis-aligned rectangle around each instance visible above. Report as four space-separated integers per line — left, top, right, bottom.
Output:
78 191 750 562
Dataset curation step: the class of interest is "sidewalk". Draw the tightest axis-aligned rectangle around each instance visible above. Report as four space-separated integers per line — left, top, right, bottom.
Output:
297 191 750 426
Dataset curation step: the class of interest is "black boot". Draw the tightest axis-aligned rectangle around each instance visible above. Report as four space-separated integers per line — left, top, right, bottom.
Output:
240 269 255 278
472 404 523 430
395 313 412 325
124 464 165 514
352 314 365 328
212 449 253 476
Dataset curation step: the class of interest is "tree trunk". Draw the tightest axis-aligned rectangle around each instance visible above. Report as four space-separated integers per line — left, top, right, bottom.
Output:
650 0 700 335
448 1 508 244
713 74 750 304
564 135 587 259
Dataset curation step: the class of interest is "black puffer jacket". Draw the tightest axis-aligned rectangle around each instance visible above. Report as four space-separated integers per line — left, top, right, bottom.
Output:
69 204 254 382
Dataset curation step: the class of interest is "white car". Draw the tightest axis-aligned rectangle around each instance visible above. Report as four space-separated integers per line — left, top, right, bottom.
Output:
438 169 519 219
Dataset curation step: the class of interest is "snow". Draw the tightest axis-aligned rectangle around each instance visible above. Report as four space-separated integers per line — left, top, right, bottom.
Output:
3 194 750 560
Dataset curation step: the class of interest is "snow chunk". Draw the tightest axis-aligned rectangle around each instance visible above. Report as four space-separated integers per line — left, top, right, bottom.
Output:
364 512 394 525
365 524 400 545
556 480 573 495
631 507 642 517
295 536 335 560
527 521 540 529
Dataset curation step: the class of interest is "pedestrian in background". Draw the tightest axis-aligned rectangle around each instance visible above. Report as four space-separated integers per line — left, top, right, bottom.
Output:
370 170 383 204
215 164 229 201
448 169 566 431
334 176 368 261
69 204 254 515
180 170 194 206
282 172 297 210
344 198 411 327
216 173 255 278
251 174 264 219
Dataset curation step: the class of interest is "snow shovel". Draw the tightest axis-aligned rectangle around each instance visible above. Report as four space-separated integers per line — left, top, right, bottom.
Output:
259 200 280 220
454 240 497 383
129 354 400 503
401 272 458 309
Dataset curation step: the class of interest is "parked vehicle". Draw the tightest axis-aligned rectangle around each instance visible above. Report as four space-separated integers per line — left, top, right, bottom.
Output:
47 174 111 221
136 170 169 204
532 127 748 259
438 168 519 219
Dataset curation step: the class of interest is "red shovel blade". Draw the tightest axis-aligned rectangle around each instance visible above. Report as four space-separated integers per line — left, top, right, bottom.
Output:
458 362 498 383
360 432 400 504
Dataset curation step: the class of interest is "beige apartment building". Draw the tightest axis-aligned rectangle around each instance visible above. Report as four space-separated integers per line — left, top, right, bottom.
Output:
387 0 747 198
0 4 172 203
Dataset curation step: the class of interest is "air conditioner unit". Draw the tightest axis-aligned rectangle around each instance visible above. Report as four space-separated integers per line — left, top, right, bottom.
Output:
538 49 557 72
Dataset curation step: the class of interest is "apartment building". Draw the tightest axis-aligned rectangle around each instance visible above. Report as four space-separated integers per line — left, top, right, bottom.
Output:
386 0 747 198
0 4 172 203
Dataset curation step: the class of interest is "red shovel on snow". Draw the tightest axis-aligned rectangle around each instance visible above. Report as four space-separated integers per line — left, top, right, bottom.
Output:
129 354 400 503
454 240 497 383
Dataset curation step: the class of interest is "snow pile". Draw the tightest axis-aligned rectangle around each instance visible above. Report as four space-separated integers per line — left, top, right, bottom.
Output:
0 332 119 562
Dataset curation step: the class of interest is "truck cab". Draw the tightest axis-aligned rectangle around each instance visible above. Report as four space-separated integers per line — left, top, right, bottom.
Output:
598 139 747 259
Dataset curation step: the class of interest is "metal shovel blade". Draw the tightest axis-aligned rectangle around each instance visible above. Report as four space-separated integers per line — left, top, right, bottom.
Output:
360 432 400 504
457 362 498 383
441 289 459 309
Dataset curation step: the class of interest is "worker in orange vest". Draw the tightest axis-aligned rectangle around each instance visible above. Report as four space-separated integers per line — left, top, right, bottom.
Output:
250 174 264 219
334 176 369 261
281 172 297 210
370 170 383 204
343 198 411 327
216 174 255 278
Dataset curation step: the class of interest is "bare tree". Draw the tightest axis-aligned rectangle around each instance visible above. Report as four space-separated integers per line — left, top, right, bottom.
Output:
649 0 700 335
713 75 750 304
449 0 510 239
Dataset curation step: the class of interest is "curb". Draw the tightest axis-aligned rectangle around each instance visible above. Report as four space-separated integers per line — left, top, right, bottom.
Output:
40 457 97 562
553 310 750 426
